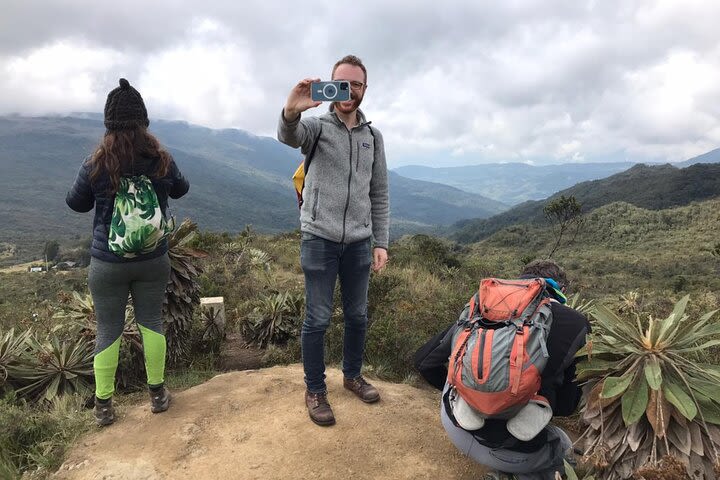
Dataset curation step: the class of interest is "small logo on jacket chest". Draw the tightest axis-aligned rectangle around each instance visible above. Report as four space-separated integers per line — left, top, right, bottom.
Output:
362 142 371 149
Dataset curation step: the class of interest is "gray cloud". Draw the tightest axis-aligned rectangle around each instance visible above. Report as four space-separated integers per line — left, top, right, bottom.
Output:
2 0 719 167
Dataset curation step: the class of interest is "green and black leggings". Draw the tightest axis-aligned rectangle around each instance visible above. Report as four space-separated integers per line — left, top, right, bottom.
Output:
88 254 171 400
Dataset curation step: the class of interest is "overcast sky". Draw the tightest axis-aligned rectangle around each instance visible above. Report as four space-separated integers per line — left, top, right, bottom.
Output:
2 0 719 167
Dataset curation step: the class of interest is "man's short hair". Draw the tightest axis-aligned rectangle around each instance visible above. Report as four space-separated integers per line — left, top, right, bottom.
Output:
332 55 367 83
520 259 568 290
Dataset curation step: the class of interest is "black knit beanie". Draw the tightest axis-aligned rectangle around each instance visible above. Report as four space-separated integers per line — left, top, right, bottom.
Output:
103 78 149 131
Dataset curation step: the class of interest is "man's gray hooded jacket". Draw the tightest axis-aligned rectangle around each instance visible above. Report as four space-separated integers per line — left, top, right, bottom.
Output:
278 108 389 248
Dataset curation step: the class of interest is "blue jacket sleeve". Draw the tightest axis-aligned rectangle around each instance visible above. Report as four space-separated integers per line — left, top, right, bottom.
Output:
66 162 95 212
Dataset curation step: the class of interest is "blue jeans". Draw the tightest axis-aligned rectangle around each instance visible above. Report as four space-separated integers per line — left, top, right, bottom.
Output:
300 232 372 393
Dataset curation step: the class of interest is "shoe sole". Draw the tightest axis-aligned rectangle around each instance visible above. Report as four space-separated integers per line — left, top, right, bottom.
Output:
309 415 336 426
361 394 380 403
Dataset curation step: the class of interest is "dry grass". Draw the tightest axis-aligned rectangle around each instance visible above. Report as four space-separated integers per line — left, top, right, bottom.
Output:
633 456 690 480
0 260 44 273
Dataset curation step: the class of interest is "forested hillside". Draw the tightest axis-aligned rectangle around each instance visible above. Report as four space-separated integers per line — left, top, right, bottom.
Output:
452 162 720 243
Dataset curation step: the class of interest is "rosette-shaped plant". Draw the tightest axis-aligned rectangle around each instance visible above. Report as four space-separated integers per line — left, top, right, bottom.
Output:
577 296 720 479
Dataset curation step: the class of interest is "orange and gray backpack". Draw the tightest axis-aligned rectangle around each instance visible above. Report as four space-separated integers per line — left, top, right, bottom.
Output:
447 278 554 424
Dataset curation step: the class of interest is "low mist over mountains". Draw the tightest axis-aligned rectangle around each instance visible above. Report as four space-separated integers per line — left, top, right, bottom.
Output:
394 148 720 205
451 162 720 243
0 115 504 252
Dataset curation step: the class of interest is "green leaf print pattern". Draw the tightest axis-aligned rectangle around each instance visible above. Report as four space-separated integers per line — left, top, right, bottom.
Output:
108 175 174 258
132 177 159 220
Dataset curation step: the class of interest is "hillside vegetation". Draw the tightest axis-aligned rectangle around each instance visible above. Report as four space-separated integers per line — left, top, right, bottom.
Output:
474 199 720 294
452 162 720 243
3 198 719 377
2 194 720 478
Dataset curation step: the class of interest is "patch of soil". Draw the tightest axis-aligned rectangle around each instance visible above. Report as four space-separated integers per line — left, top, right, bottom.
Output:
53 365 486 480
217 333 263 371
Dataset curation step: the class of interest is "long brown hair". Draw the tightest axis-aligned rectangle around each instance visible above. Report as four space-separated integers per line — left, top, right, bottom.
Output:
89 128 171 194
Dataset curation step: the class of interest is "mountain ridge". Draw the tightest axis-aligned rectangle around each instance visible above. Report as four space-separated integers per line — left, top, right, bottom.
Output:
451 162 720 243
394 148 720 205
0 115 505 259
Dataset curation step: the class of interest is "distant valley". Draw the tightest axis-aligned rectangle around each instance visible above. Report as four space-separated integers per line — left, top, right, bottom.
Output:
0 115 503 261
2 114 719 265
394 148 720 205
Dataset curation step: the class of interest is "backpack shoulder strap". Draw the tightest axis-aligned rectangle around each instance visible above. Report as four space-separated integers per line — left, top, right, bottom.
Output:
368 125 378 161
303 124 322 175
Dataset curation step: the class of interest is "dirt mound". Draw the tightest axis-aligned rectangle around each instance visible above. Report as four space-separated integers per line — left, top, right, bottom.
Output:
53 365 486 480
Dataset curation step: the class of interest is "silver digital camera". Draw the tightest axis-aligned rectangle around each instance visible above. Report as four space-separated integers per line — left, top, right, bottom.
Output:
311 81 351 102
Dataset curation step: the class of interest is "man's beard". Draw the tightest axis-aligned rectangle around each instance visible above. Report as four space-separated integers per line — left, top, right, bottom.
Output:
334 92 363 114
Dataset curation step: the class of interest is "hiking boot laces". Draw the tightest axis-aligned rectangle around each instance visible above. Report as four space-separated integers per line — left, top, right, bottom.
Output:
309 392 329 409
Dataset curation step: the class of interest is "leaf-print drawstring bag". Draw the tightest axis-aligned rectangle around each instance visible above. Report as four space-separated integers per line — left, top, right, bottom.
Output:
108 175 174 258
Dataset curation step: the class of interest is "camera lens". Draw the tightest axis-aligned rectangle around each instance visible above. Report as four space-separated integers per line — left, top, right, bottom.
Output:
322 84 337 100
340 82 349 90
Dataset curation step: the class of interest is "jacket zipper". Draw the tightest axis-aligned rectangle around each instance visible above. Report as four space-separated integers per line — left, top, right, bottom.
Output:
340 129 353 244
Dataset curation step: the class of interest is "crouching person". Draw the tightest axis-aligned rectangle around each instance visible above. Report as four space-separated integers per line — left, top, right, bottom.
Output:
414 260 590 480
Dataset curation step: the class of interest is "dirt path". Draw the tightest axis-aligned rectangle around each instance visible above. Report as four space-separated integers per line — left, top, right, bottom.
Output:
53 364 486 480
217 333 263 371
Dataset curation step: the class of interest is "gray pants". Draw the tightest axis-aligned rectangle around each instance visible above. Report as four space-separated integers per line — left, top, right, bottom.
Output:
88 254 171 399
440 392 571 480
88 254 171 352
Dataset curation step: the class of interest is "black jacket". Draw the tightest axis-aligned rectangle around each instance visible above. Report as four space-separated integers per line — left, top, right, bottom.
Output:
66 155 189 263
414 301 590 452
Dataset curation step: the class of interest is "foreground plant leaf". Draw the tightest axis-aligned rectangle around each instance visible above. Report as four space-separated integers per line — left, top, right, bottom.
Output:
622 372 649 426
663 380 698 421
577 295 720 479
601 372 634 399
643 355 662 390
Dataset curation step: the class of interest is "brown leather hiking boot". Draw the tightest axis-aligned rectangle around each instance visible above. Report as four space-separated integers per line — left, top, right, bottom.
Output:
305 390 336 426
343 375 380 403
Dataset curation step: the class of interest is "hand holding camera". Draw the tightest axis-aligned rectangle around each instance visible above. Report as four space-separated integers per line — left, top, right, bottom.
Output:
284 78 322 121
284 78 352 121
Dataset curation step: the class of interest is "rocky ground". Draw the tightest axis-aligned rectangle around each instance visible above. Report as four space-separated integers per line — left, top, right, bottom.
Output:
53 364 487 480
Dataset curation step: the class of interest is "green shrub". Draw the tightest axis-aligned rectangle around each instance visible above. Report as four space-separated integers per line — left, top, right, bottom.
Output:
7 335 93 403
188 306 226 356
242 291 303 348
0 394 89 477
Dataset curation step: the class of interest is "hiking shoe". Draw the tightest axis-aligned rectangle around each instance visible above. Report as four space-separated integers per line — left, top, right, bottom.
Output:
94 398 115 426
305 390 336 426
150 387 171 413
343 375 380 403
481 472 517 480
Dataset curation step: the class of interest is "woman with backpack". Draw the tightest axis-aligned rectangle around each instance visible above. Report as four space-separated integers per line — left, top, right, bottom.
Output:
66 78 189 426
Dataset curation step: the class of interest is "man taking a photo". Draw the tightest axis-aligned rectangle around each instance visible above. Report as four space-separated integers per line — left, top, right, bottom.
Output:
278 55 389 426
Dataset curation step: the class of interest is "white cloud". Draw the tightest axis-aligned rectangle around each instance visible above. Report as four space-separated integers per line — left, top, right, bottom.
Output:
0 0 719 167
2 42 128 114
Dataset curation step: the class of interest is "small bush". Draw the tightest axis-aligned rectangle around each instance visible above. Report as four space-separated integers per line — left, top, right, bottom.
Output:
242 291 303 348
0 394 89 477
